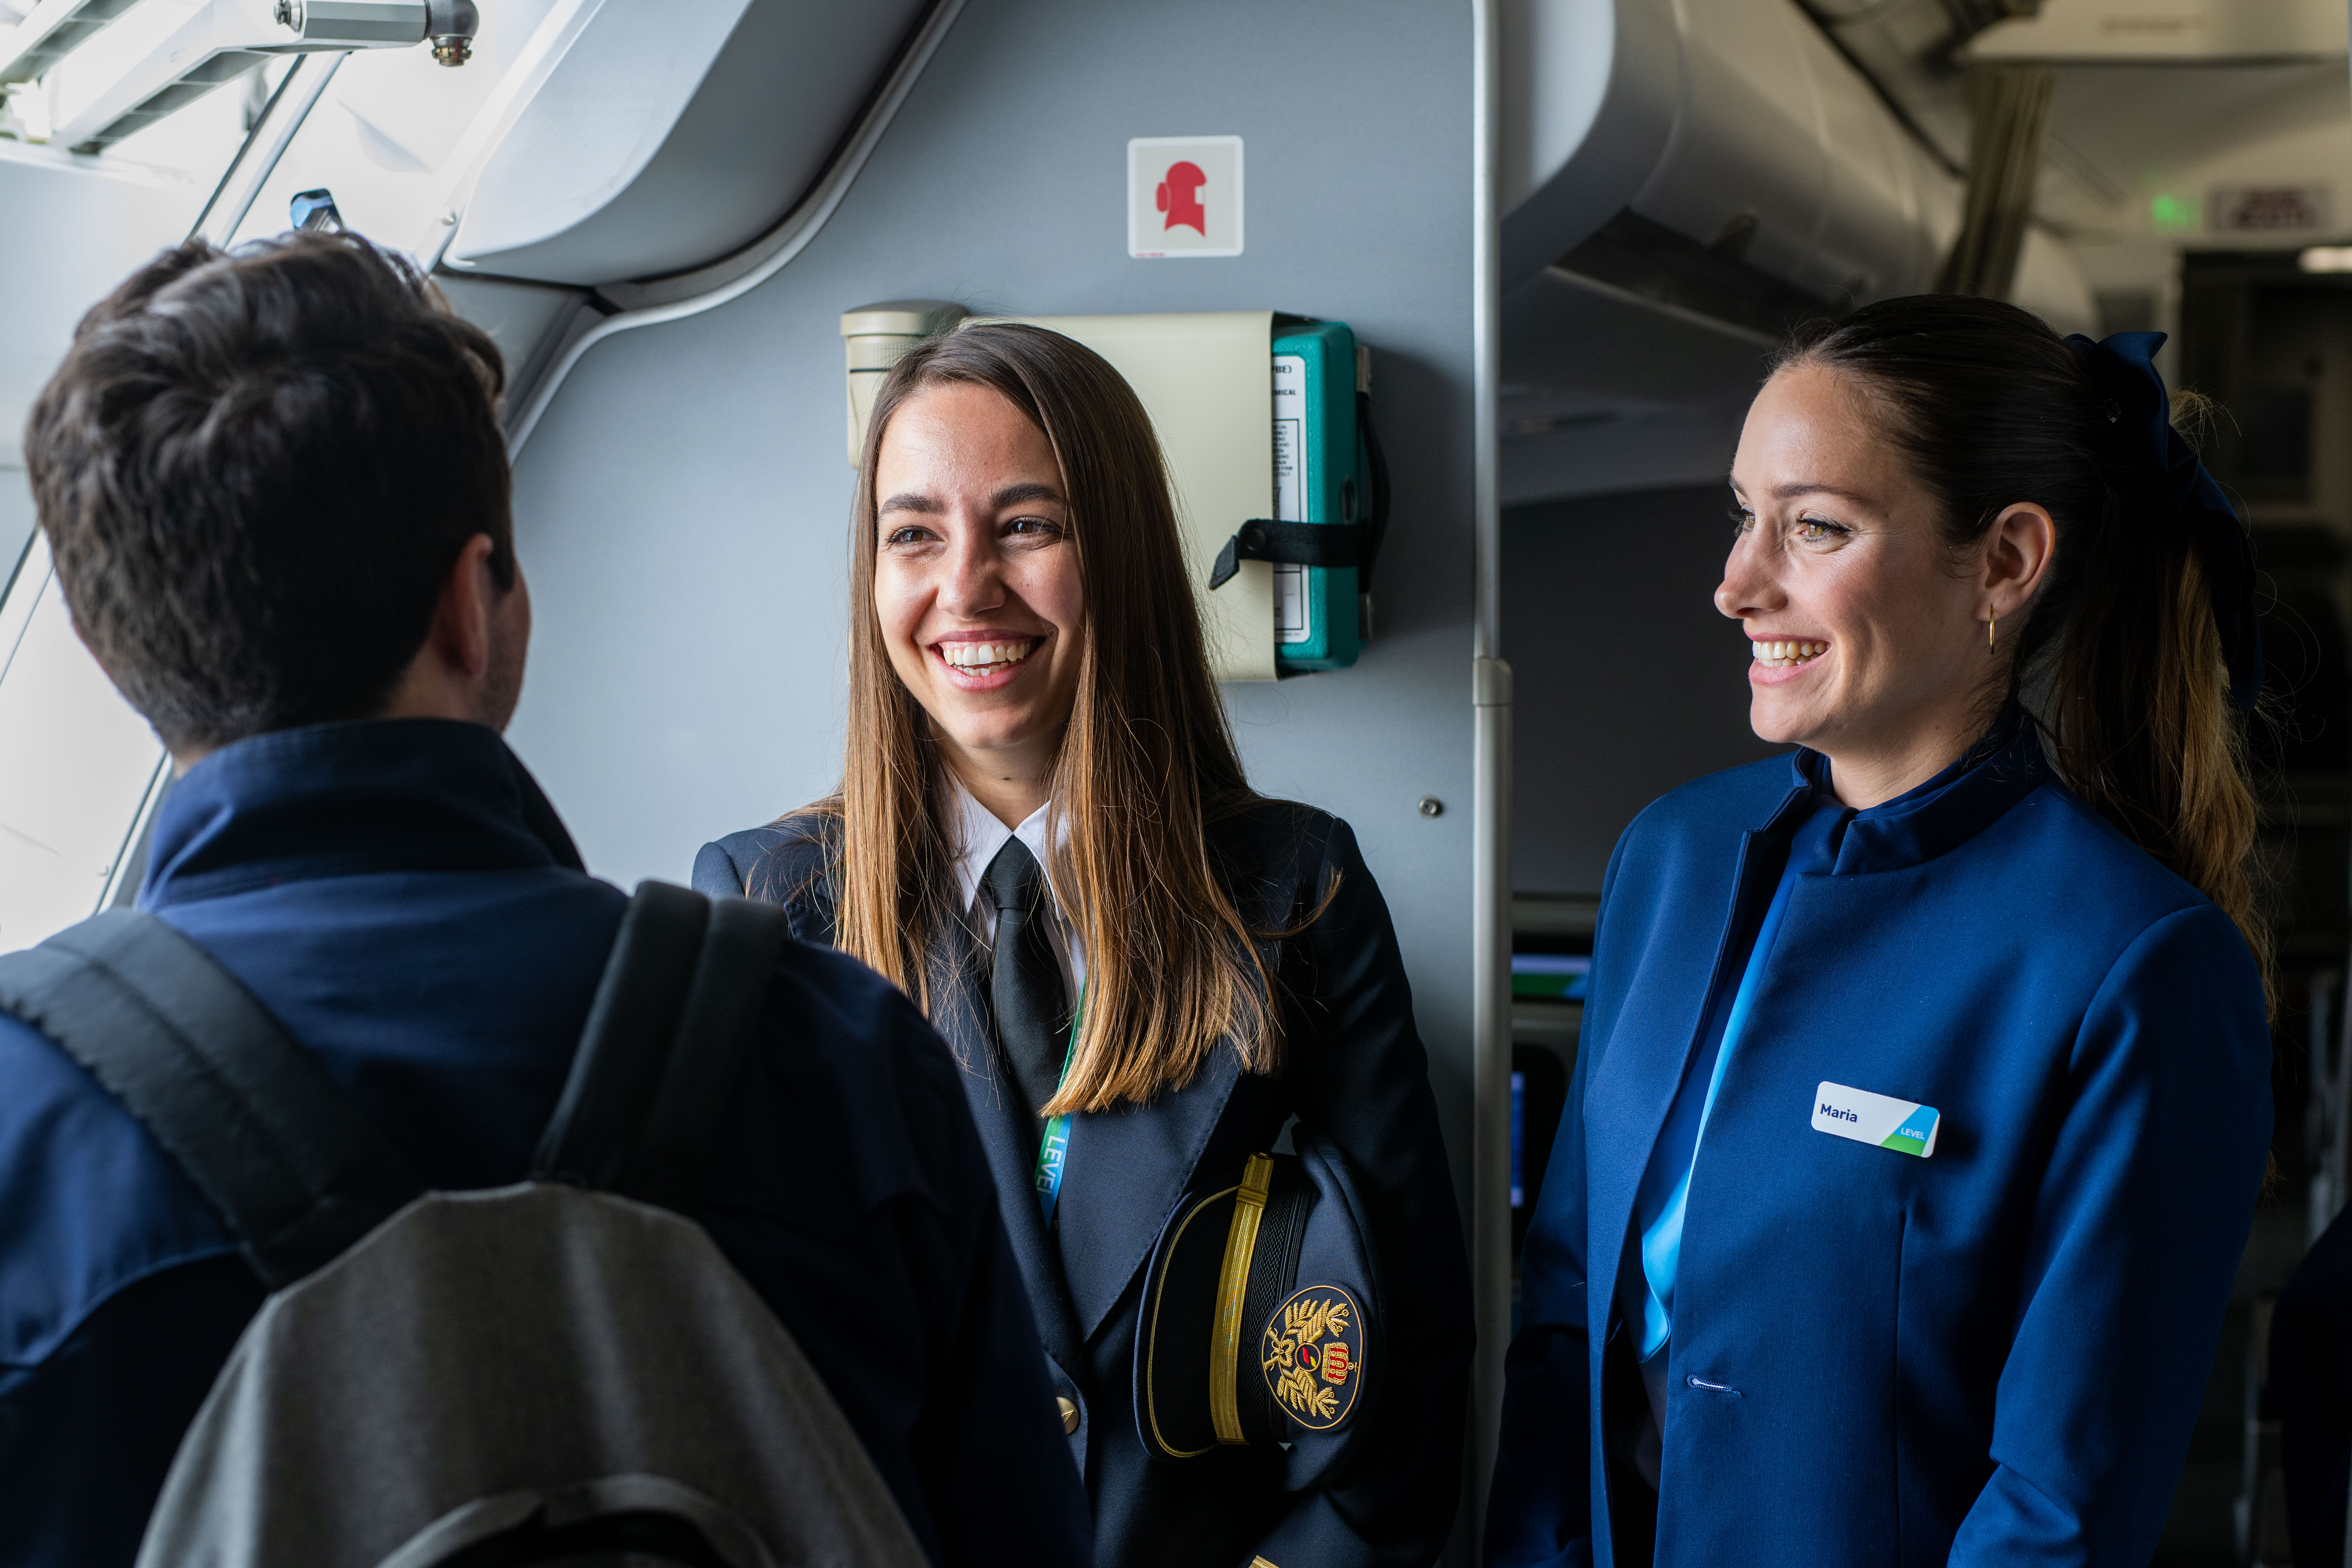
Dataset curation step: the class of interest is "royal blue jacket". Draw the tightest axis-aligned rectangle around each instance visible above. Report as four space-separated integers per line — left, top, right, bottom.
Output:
0 720 1090 1568
1487 719 2271 1568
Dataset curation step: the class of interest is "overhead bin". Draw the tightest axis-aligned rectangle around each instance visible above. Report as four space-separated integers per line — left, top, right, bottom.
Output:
442 0 928 286
1497 0 2093 507
1504 0 1957 308
1497 265 1771 505
1497 0 1958 508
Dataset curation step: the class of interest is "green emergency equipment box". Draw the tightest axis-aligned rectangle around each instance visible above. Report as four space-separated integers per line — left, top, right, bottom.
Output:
1209 317 1390 675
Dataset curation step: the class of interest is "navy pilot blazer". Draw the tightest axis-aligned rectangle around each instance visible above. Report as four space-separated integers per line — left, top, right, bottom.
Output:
699 800 1475 1568
1487 719 2271 1568
0 720 1090 1568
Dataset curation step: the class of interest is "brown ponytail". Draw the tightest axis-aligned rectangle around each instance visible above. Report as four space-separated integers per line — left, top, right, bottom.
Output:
1777 297 2270 992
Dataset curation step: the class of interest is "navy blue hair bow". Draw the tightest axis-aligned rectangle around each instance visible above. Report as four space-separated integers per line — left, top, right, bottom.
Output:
2064 330 2263 710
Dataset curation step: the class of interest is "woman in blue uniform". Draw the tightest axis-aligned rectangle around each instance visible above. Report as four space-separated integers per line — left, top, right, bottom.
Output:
1487 296 2273 1568
696 323 1472 1567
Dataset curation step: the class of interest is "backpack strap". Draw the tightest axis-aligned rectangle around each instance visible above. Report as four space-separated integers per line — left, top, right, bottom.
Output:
533 882 790 1213
0 910 423 1290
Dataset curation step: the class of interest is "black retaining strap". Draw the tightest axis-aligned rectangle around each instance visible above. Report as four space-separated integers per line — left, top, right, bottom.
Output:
1209 520 1365 591
532 882 789 1213
1207 390 1394 596
0 911 423 1290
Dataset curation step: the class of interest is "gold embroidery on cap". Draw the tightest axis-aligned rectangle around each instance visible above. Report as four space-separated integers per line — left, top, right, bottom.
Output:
1262 1285 1364 1430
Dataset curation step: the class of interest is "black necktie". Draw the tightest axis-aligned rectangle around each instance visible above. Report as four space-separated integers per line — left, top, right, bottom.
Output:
984 837 1070 1124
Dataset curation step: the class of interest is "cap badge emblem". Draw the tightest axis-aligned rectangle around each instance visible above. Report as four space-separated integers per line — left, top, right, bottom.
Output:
1261 1285 1364 1430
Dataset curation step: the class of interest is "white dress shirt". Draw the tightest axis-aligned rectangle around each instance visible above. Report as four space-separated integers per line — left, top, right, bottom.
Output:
946 778 1086 1014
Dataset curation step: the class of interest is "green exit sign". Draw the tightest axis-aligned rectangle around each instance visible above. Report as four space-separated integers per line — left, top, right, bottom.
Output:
2150 193 2201 232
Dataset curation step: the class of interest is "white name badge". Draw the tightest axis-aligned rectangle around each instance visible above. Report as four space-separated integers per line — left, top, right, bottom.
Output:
1812 1081 1940 1157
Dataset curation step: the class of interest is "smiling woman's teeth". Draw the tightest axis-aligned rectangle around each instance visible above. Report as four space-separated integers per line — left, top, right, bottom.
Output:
943 641 1035 672
1753 640 1829 669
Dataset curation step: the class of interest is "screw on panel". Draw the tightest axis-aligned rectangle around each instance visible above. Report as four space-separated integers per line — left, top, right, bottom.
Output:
1417 796 1443 818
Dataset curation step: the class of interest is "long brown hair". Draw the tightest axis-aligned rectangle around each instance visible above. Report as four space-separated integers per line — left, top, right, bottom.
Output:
818 322 1278 1113
1776 297 2270 989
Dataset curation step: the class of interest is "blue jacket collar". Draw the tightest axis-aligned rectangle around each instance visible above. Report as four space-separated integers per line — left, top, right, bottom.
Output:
1777 705 2050 876
141 719 584 909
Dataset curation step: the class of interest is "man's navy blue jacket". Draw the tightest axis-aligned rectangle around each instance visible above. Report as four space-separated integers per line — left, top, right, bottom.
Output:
1487 719 2272 1568
0 719 1091 1568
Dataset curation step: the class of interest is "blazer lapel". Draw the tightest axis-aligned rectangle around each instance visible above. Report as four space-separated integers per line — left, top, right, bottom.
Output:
1583 829 1759 1333
925 913 1087 1373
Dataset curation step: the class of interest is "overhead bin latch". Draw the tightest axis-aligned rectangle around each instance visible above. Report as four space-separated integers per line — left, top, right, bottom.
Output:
426 0 479 66
271 1 476 64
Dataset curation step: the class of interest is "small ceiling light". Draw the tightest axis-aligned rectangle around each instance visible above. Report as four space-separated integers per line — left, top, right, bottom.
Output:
2299 247 2352 273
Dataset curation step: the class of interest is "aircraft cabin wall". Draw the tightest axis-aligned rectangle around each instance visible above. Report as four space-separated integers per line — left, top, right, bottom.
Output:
1505 485 1781 894
500 0 1483 1196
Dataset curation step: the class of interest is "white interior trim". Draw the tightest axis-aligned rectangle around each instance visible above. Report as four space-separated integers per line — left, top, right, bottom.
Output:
502 0 969 457
1469 0 1514 1550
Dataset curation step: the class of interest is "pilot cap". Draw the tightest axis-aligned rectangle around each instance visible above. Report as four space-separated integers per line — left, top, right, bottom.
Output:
1133 1136 1380 1487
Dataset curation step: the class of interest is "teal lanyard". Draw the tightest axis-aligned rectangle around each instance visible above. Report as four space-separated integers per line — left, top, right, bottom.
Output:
1032 982 1083 1225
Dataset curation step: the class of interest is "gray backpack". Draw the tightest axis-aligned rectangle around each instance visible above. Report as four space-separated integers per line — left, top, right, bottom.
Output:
0 883 927 1568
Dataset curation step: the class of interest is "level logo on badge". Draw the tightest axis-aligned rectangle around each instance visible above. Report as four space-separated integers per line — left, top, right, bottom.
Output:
1812 1080 1941 1157
1128 136 1244 258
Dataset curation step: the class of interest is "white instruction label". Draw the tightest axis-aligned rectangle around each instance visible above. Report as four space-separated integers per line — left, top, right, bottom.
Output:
1272 354 1310 645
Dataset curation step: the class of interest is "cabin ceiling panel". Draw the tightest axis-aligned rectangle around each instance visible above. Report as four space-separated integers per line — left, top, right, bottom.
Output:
1795 0 2351 256
2035 60 2352 241
444 0 929 286
1966 0 2347 66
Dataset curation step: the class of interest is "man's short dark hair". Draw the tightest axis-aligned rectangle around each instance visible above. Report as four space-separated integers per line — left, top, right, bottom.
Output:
25 232 512 751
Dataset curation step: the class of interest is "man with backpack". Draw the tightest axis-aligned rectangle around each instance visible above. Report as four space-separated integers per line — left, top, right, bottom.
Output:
0 233 1092 1568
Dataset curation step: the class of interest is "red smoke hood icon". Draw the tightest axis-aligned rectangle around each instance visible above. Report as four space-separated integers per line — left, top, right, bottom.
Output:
1156 161 1207 236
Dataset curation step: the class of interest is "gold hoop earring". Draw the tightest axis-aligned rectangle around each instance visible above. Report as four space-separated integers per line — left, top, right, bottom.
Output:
1989 609 1997 652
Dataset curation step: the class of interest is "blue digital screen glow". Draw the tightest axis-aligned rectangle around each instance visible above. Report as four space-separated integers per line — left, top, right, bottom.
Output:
1512 952 1590 1000
1510 1068 1525 1210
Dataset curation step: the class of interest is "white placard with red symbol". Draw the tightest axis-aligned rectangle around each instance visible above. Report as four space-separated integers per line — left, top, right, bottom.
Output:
1128 137 1244 258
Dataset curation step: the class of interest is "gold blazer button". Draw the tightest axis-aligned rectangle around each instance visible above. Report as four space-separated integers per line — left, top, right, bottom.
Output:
1057 1395 1080 1434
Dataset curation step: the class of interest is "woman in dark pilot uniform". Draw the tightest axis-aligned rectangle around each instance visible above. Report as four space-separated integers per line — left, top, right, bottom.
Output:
696 322 1472 1568
1487 297 2273 1568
